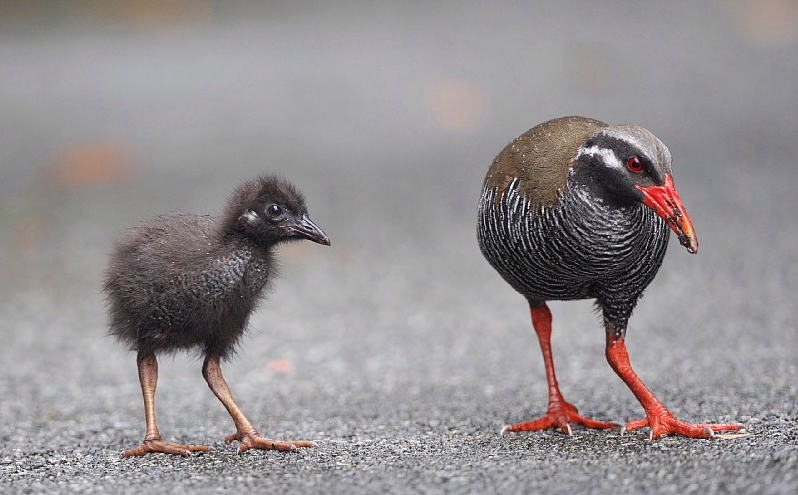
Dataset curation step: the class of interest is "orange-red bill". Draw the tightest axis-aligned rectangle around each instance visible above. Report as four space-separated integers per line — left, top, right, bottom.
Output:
637 174 698 254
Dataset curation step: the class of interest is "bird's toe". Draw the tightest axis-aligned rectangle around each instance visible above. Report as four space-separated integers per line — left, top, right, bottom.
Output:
228 432 316 453
624 414 745 439
123 438 211 457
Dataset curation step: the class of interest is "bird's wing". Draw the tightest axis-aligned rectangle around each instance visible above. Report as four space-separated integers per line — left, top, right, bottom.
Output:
484 116 608 213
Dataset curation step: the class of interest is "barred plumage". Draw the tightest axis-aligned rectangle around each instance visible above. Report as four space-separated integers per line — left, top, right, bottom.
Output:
477 117 741 439
477 177 669 321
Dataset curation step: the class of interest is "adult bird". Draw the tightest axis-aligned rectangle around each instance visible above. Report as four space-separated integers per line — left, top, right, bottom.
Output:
477 116 743 439
105 175 330 456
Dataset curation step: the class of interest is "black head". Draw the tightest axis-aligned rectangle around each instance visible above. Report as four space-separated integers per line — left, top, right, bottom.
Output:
222 175 330 246
573 124 672 206
572 124 698 253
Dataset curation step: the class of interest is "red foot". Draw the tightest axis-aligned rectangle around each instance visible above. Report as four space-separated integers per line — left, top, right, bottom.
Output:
123 437 212 457
502 399 619 435
225 430 317 454
607 335 745 440
624 412 745 440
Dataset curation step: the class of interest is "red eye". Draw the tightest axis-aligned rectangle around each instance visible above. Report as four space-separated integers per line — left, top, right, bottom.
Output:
627 156 644 173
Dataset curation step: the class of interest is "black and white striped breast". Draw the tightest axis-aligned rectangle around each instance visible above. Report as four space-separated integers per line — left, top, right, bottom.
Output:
477 177 670 304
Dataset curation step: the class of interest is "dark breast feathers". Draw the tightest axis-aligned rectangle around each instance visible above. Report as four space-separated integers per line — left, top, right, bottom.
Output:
105 212 273 357
477 117 670 310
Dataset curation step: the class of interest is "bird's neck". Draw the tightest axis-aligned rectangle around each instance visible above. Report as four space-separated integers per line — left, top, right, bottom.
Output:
223 236 275 265
570 164 639 209
211 240 275 297
563 184 646 235
214 210 277 255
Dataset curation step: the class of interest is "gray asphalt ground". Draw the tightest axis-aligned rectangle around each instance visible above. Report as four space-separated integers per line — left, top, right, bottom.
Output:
1 1 796 493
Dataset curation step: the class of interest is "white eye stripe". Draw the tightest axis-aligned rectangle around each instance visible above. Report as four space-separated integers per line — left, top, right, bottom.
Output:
242 211 258 222
600 128 647 153
599 126 672 166
577 145 624 170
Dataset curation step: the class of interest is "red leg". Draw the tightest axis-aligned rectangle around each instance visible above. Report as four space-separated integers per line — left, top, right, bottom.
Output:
503 302 619 435
202 355 317 454
123 353 212 457
606 336 744 439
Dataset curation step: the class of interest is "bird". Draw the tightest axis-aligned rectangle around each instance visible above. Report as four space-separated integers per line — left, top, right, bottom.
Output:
104 175 330 456
477 116 744 439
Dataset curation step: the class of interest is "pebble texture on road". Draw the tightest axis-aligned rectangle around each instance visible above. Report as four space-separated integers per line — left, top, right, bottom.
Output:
1 1 796 494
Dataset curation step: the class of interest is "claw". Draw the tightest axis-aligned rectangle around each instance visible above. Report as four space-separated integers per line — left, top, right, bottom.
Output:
502 399 618 436
226 430 316 454
123 437 212 457
623 414 744 439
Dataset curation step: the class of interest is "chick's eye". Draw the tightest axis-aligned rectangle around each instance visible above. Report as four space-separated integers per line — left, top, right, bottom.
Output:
266 204 283 218
627 156 644 173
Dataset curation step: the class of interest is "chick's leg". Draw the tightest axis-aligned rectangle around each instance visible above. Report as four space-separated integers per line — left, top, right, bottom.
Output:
124 352 212 457
202 355 316 454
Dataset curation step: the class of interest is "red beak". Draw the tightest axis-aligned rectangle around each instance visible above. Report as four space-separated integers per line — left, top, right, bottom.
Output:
636 174 698 254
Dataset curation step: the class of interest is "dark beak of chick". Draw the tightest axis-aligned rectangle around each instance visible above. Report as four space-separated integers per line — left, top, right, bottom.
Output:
287 214 331 246
636 174 698 254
